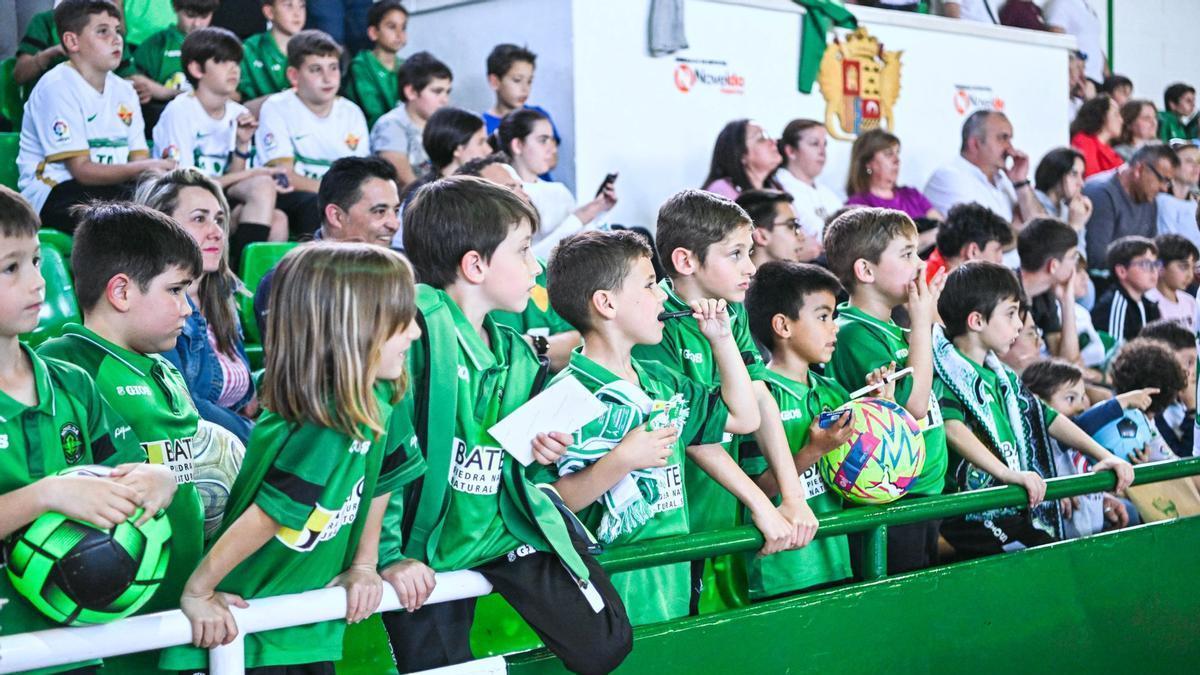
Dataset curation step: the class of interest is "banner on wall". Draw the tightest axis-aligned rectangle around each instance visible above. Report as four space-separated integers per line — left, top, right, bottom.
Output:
817 26 902 140
952 84 1006 116
672 57 746 95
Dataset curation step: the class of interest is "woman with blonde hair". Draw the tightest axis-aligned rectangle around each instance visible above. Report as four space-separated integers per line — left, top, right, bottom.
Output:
135 168 255 443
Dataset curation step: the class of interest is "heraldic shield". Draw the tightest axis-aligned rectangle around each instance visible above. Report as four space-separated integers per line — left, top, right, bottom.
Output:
817 27 902 141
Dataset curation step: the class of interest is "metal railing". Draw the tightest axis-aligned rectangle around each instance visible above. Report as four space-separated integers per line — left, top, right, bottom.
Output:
2 457 1198 674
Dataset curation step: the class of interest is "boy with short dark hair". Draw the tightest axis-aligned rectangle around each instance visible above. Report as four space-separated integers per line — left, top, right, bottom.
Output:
736 189 820 266
380 177 632 673
824 206 946 573
255 29 370 196
1158 82 1198 142
18 0 175 233
239 0 307 115
371 51 452 186
538 229 767 625
932 261 1133 559
633 189 814 612
1016 217 1081 360
13 1 137 89
482 43 558 138
1146 233 1199 329
1092 235 1162 343
740 260 868 600
344 0 409 127
37 203 208 670
929 201 1013 279
132 0 219 102
0 188 175 672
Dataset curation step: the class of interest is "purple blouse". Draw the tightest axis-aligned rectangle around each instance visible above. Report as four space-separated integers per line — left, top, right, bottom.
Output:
846 186 934 219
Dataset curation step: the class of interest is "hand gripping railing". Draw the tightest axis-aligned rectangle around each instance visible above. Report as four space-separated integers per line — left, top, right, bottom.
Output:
3 457 1199 674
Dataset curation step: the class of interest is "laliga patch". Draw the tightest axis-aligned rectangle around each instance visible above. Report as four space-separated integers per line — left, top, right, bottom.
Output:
264 132 277 150
117 104 133 126
51 119 71 142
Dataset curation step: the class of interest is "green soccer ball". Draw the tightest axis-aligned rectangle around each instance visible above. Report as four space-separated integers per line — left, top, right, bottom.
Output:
4 465 172 626
192 420 246 540
818 397 926 505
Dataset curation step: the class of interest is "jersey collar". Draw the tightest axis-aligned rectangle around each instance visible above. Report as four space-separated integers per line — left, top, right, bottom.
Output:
836 302 908 339
0 344 56 423
566 348 651 391
59 323 159 377
444 294 500 373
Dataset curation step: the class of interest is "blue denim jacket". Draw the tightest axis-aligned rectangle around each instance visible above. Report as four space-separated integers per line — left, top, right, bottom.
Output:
162 297 255 444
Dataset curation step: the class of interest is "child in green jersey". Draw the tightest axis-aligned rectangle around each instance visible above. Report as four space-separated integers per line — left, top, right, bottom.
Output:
933 261 1134 559
132 0 218 105
239 0 307 115
540 230 771 625
632 189 812 612
0 190 174 674
344 0 409 128
169 243 425 672
382 177 632 674
823 206 946 574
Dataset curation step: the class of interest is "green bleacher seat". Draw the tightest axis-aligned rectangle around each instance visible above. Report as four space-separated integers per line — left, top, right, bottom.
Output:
0 133 19 191
22 244 80 347
239 242 297 345
0 57 23 131
38 228 72 259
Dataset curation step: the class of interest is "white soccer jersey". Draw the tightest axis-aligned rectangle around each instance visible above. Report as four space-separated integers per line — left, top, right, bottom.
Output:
152 93 249 177
254 90 369 180
18 63 148 212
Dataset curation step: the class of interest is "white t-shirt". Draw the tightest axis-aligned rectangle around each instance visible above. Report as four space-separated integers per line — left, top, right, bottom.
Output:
946 0 999 24
775 168 843 241
152 93 249 177
17 63 148 212
1145 288 1198 333
525 179 601 259
255 90 369 180
1045 0 1105 82
924 155 1017 223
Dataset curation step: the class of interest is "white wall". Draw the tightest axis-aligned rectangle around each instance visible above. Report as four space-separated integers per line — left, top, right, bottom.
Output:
1110 0 1200 104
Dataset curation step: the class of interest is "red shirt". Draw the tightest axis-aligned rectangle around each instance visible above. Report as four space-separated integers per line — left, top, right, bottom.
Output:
924 248 946 283
1071 132 1124 178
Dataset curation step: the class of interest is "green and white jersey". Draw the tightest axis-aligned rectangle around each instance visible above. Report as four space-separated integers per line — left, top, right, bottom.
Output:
133 25 189 91
256 90 370 180
826 303 947 496
17 11 136 88
238 32 289 101
343 50 400 128
549 350 728 625
738 369 851 599
491 259 575 338
162 387 421 670
0 347 145 673
38 325 204 615
631 279 766 533
152 93 248 175
17 63 149 213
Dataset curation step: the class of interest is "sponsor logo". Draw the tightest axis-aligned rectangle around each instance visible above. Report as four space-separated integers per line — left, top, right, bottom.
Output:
113 425 132 439
116 385 153 396
143 436 195 484
506 544 537 562
86 114 97 123
952 84 1005 116
457 365 470 381
349 439 370 455
817 26 902 140
60 423 83 464
682 348 705 365
672 58 745 95
117 104 133 126
345 133 360 150
780 408 804 422
650 464 684 515
0 434 8 449
52 119 71 141
276 478 365 551
449 438 503 495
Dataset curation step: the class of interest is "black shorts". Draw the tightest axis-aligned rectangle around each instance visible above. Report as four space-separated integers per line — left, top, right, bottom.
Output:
941 514 1056 561
39 180 134 234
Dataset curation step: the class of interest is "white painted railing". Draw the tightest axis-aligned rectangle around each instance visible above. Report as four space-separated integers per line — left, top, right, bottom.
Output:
0 570 494 674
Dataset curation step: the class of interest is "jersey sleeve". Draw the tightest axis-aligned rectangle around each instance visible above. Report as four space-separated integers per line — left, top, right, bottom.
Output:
731 305 766 380
255 97 293 165
369 112 411 155
151 100 196 164
675 372 730 448
377 395 427 497
29 80 90 162
932 377 965 424
343 56 381 125
255 424 354 531
828 324 913 405
132 33 162 79
17 14 56 56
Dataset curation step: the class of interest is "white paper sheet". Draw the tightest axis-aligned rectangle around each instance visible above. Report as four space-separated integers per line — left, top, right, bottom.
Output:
488 375 608 466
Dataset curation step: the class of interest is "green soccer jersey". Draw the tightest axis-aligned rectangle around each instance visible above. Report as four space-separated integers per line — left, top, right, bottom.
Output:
549 350 729 625
0 346 145 674
133 25 188 91
17 11 135 88
826 303 947 496
239 32 290 101
491 259 575 338
38 325 204 616
631 279 766 534
121 0 177 47
344 50 399 128
162 386 422 670
738 369 852 599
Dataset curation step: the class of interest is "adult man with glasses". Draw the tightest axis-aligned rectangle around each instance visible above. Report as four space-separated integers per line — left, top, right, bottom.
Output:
1091 235 1163 344
1082 143 1179 269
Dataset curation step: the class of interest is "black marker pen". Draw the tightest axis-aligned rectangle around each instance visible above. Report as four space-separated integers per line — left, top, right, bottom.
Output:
657 310 694 321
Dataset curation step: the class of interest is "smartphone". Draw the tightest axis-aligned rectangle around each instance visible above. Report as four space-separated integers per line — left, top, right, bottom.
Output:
818 409 850 429
595 172 618 197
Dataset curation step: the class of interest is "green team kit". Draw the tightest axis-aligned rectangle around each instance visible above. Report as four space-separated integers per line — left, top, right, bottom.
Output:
738 369 852 599
133 26 189 91
491 260 575 339
826 303 947 495
0 346 147 674
545 351 729 624
238 32 290 101
344 50 400 128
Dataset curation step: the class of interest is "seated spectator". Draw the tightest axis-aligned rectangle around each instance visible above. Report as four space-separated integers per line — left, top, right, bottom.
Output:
343 0 408 128
132 0 219 111
1046 0 1107 84
1110 340 1191 471
371 51 452 187
775 118 842 243
13 4 137 88
925 202 1012 282
1082 144 1177 268
999 0 1052 30
1112 99 1159 162
1102 74 1134 106
845 129 941 249
1070 94 1124 178
737 189 820 267
420 107 492 180
1092 236 1161 344
1156 139 1200 249
499 108 616 258
135 169 255 444
702 118 784 199
942 0 999 23
482 44 561 145
1137 319 1198 456
1017 218 1082 361
1034 147 1092 239
924 111 1039 241
238 0 307 116
1158 83 1199 142
1067 50 1095 122
1145 234 1199 330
